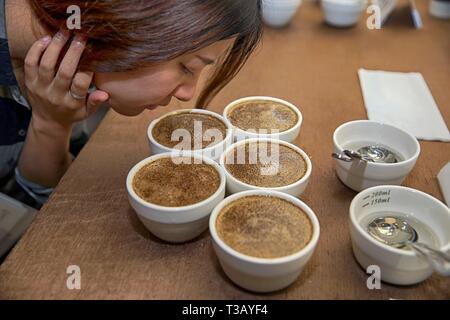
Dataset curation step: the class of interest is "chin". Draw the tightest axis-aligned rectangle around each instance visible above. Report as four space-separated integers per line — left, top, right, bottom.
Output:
109 103 146 117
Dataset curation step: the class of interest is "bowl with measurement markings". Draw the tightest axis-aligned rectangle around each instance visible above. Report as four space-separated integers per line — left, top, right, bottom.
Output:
333 120 421 192
350 185 450 285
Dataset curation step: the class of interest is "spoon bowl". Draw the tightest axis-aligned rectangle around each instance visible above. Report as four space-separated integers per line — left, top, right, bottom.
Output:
367 216 450 276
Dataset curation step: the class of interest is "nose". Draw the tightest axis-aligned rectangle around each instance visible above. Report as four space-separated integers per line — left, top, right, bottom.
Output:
173 85 195 102
173 78 198 102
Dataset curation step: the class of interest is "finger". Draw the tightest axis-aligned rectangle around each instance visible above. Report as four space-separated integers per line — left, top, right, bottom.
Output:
53 34 87 90
24 36 52 84
86 90 109 116
67 71 94 101
39 30 71 84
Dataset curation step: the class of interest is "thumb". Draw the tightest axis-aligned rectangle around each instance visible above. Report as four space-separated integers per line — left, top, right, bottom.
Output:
86 90 109 116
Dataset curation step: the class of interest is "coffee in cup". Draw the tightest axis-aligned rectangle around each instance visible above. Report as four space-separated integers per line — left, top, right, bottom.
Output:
224 140 307 188
151 111 227 150
132 156 220 207
215 195 313 258
227 100 298 133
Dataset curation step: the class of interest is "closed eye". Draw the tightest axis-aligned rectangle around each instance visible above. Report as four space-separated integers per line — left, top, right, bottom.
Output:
180 63 194 76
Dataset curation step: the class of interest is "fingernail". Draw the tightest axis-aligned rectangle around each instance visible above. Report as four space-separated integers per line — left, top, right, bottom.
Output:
73 34 87 46
40 35 52 44
97 95 109 103
55 30 70 40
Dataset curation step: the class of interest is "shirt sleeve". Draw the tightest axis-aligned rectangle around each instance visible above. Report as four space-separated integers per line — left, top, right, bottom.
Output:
14 167 54 206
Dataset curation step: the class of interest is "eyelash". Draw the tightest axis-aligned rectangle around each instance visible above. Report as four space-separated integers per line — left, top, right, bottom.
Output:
180 63 194 76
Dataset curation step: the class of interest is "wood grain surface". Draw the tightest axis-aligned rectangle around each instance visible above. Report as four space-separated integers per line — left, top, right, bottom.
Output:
0 0 449 299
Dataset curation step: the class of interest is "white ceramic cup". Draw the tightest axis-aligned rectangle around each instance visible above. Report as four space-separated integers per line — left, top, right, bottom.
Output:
350 185 450 285
262 0 303 28
209 190 320 292
147 109 233 162
220 138 312 197
126 153 226 243
429 0 450 19
223 96 302 143
321 0 366 27
333 120 421 192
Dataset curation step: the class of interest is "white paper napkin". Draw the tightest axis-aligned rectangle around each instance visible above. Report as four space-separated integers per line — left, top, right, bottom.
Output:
438 161 450 207
358 69 450 142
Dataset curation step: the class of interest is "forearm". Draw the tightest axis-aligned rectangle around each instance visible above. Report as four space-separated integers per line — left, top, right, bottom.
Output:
15 31 107 189
18 116 73 188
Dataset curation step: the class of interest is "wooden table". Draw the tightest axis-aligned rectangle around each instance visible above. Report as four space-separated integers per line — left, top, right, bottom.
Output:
1 0 449 299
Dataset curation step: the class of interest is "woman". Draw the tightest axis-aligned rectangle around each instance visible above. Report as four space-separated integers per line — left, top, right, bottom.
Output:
0 0 263 208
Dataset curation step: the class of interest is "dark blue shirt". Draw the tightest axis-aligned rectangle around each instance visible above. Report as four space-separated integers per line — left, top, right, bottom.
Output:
0 0 32 180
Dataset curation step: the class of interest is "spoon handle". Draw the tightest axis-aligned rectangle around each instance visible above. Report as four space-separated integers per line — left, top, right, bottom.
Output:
331 150 375 163
409 242 450 277
331 152 353 162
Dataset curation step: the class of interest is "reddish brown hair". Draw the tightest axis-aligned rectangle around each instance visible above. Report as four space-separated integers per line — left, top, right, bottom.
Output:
29 0 263 107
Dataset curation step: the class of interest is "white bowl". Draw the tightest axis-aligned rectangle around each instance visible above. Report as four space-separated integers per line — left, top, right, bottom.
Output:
430 0 450 19
223 96 302 143
209 190 320 292
350 185 450 285
220 138 312 197
147 109 233 162
126 153 226 243
333 120 420 192
263 0 302 4
321 0 366 27
262 0 303 28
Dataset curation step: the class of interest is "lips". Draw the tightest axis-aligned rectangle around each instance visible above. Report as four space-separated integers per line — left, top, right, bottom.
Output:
144 98 171 110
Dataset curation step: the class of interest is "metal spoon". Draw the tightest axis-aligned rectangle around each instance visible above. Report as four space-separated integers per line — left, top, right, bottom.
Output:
367 216 450 276
332 146 399 164
332 149 375 163
357 146 399 164
331 151 353 162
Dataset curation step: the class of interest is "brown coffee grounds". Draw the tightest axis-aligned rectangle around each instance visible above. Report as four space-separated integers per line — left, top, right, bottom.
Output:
228 101 298 132
216 195 313 259
152 112 227 149
132 157 220 207
225 142 307 187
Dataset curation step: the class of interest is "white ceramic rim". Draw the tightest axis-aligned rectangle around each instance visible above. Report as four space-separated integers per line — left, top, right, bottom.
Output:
263 0 302 2
322 0 365 6
126 152 226 212
210 190 320 264
147 108 233 153
262 2 302 8
262 0 302 5
333 120 421 168
223 96 303 137
349 185 450 257
220 138 312 191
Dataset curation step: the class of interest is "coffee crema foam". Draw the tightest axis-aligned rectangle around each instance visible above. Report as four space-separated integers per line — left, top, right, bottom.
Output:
132 157 220 207
225 142 307 187
152 112 227 149
216 195 313 259
228 101 298 132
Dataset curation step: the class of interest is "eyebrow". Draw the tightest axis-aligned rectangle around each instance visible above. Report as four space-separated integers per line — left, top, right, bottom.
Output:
195 55 216 65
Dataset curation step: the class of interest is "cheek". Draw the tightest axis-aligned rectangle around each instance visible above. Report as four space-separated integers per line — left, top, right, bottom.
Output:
148 69 182 97
94 70 181 109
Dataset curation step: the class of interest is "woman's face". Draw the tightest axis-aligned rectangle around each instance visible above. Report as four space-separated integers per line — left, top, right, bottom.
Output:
94 39 234 116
